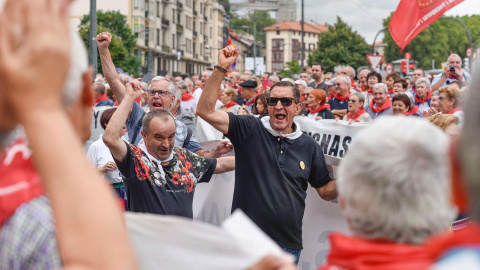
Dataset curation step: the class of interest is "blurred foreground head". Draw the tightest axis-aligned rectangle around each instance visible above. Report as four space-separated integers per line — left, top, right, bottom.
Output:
0 24 89 140
338 117 456 245
459 64 480 222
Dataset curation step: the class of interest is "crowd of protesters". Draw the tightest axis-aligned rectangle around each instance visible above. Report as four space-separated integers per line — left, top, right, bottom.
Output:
1 0 480 269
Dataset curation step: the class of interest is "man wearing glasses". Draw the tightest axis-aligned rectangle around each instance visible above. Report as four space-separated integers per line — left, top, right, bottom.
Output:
197 46 337 264
97 32 230 158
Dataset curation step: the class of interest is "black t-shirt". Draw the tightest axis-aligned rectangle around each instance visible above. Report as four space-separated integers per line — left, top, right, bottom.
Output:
226 114 331 249
305 108 335 119
328 97 349 111
307 81 328 94
114 141 216 218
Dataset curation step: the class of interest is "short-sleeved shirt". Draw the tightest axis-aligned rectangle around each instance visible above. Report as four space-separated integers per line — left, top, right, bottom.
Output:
226 114 331 249
328 97 349 112
431 71 471 87
114 142 216 218
0 196 61 270
307 81 328 93
126 102 202 153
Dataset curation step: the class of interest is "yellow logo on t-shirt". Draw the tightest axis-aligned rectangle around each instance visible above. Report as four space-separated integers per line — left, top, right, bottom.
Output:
300 161 305 170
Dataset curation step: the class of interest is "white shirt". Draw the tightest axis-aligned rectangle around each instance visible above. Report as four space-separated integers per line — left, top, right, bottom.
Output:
87 134 127 184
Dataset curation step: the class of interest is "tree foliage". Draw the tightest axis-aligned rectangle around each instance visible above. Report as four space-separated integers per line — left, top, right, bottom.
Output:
382 14 480 71
78 10 141 76
281 60 301 78
229 11 275 45
308 17 370 73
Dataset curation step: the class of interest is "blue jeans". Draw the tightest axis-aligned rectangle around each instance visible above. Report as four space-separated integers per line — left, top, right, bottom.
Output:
283 248 301 265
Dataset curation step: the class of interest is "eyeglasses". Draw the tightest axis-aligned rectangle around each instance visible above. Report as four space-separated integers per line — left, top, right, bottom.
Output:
266 97 296 106
302 93 309 97
438 97 448 101
147 90 171 97
334 83 343 87
347 99 357 103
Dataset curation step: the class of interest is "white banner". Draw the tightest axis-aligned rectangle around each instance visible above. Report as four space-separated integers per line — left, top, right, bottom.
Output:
193 119 371 269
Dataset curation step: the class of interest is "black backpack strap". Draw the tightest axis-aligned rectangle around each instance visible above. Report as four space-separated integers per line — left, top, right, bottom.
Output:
182 127 193 148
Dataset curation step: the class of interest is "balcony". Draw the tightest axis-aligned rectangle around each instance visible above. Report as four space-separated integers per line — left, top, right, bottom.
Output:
161 18 170 27
176 23 184 33
162 44 171 53
177 1 183 9
193 31 198 37
193 10 197 16
204 15 207 21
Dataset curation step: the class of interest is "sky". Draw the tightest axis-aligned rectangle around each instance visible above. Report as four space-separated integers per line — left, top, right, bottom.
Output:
298 0 480 44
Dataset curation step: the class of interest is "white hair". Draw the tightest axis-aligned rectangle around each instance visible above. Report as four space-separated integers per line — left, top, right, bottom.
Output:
120 74 132 83
345 65 356 77
337 75 351 86
148 76 179 109
415 77 431 89
447 53 462 65
337 117 456 245
373 83 388 94
62 25 89 108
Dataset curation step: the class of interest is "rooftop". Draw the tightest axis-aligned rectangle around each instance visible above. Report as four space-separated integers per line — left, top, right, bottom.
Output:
263 21 328 34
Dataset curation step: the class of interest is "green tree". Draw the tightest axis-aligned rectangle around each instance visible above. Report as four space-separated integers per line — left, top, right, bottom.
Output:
382 14 480 71
308 17 370 72
281 60 301 78
230 11 275 45
78 10 141 76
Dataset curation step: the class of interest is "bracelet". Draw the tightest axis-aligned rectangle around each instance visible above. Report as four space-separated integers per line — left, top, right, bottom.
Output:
214 65 228 73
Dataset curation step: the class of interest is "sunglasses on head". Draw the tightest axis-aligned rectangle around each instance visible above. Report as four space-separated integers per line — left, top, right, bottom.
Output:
266 97 296 106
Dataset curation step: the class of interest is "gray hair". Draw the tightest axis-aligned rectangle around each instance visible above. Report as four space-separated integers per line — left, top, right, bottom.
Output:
373 83 388 94
432 90 439 97
120 74 132 84
176 80 188 90
337 75 351 86
149 76 179 109
268 75 279 81
93 82 106 95
62 25 89 108
351 92 365 104
338 117 456 244
202 70 212 76
269 81 300 103
447 53 462 65
415 77 431 89
405 92 415 107
300 72 311 79
142 109 176 135
357 66 370 79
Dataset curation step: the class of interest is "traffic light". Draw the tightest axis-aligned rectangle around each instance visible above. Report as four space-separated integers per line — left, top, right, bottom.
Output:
205 45 211 55
401 60 407 73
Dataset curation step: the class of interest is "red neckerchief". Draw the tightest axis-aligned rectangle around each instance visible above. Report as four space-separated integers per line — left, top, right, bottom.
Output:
415 90 432 104
244 92 259 106
346 107 366 120
426 223 480 261
334 93 350 101
448 107 462 114
367 88 373 94
404 105 420 116
319 233 433 270
351 80 358 88
388 88 394 95
308 104 330 114
181 93 195 101
361 85 368 92
0 138 44 227
222 101 238 108
94 94 110 106
369 97 392 113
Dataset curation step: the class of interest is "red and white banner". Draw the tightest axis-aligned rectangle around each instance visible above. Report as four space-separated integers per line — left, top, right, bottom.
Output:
389 0 465 51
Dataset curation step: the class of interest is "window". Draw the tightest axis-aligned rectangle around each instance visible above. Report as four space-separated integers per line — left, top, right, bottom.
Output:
210 26 212 38
134 24 139 36
210 8 212 19
200 3 202 14
156 1 160 17
186 0 192 8
186 38 191 53
200 22 203 34
193 42 196 55
276 30 280 35
140 24 145 39
134 0 139 9
177 13 180 24
172 9 175 23
186 16 192 30
173 34 176 48
157 29 160 45
200 43 203 55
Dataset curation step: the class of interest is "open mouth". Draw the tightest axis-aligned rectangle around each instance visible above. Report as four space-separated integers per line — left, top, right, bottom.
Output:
152 100 163 108
275 113 286 121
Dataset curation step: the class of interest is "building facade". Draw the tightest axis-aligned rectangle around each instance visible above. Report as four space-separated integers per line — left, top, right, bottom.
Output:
70 0 227 76
264 21 327 74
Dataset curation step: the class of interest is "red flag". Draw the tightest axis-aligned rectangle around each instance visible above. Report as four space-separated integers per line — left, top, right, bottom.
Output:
389 0 465 51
